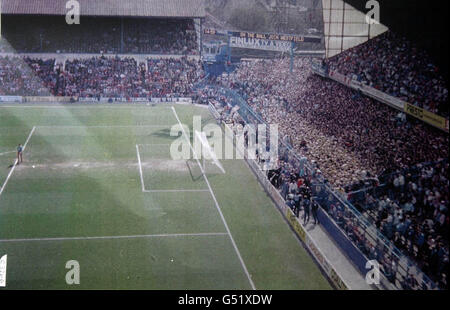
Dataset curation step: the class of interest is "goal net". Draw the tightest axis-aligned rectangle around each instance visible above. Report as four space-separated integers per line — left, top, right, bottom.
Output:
195 131 226 174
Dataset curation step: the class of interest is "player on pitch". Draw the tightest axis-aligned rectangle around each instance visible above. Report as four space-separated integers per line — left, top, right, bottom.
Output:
17 144 23 165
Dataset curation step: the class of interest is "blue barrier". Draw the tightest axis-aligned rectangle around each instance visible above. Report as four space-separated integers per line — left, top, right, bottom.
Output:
317 208 368 275
202 82 439 290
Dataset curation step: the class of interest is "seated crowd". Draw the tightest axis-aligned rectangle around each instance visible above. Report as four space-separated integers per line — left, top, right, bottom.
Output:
0 55 203 98
326 31 448 117
0 56 56 96
1 16 198 55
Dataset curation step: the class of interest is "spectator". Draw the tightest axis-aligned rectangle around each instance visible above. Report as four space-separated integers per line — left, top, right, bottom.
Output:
326 31 448 117
0 55 203 98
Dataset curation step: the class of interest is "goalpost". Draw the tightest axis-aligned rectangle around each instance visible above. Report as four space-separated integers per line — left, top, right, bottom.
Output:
195 131 226 174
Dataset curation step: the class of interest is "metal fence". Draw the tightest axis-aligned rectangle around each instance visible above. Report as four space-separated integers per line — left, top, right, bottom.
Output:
205 83 439 290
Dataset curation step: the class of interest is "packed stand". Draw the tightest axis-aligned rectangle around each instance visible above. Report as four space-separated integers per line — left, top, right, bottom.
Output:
0 56 57 96
210 94 420 289
0 55 203 98
62 57 146 98
209 57 448 289
326 31 448 117
213 57 448 191
144 58 203 98
349 160 449 289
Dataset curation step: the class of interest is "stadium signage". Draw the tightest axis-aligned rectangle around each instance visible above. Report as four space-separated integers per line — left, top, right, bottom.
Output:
23 96 73 103
404 103 449 132
0 255 6 287
203 28 322 44
203 28 221 36
0 96 22 102
286 208 306 242
229 31 321 44
330 268 348 290
229 36 292 52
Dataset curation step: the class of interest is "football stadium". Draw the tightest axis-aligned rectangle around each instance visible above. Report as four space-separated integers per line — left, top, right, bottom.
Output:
0 0 448 296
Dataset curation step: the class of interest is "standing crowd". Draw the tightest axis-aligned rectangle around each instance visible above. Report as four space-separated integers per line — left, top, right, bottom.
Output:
207 53 448 289
213 58 448 191
326 31 448 117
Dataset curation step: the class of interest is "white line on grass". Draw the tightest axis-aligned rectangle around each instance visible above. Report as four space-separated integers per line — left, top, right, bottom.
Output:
0 105 173 109
137 143 171 146
136 145 209 193
0 126 36 198
136 144 146 192
0 104 210 109
143 189 210 193
0 232 228 243
0 151 15 156
37 125 170 128
171 106 256 290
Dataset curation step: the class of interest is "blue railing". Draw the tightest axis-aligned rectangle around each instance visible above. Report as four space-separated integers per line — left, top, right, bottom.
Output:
203 83 439 290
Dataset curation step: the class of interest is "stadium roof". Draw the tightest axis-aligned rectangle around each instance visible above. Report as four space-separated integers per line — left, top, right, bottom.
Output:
0 0 206 18
323 0 388 58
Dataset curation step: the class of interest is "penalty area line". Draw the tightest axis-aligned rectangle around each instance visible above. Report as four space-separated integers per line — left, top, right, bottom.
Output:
143 189 210 193
36 125 170 128
171 106 256 290
0 151 15 156
0 126 36 198
0 232 229 243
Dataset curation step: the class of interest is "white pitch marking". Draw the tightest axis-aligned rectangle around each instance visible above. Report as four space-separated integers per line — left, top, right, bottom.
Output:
0 151 15 156
37 125 170 128
143 189 210 193
136 143 208 193
135 144 146 193
0 126 36 198
137 143 171 146
0 105 174 109
171 106 256 290
0 232 228 243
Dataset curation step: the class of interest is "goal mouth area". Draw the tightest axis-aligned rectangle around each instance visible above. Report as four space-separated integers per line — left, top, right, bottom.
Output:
185 158 226 180
194 130 226 175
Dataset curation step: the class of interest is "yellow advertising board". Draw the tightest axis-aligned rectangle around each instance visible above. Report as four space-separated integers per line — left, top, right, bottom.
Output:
285 208 306 242
24 96 72 102
404 103 449 132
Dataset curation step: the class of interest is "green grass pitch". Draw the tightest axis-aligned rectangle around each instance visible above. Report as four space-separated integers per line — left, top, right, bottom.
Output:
0 103 331 290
